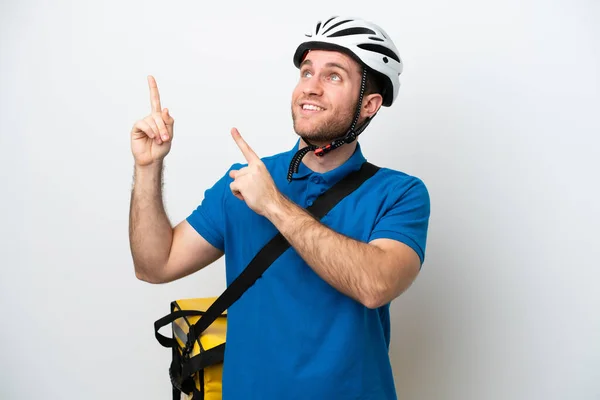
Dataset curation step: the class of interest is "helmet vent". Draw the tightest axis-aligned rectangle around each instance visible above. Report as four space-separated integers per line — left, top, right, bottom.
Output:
357 43 400 63
368 36 384 42
329 27 376 37
322 19 353 35
322 16 338 29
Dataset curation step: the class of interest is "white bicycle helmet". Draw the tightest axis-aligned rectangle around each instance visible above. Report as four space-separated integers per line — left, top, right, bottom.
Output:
293 16 403 107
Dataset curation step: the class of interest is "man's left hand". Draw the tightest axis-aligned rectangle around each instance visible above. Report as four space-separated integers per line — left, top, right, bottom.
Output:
229 127 282 216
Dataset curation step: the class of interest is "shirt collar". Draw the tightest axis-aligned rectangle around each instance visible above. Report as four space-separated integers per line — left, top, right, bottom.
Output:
285 138 367 185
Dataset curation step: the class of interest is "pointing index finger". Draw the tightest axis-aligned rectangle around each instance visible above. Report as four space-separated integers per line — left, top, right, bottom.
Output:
147 75 162 113
231 128 259 163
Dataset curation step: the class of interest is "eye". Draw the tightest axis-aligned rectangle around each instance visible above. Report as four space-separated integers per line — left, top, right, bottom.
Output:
330 73 341 81
301 69 312 78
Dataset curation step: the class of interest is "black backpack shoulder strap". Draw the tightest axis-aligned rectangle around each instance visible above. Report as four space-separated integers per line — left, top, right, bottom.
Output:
172 161 380 357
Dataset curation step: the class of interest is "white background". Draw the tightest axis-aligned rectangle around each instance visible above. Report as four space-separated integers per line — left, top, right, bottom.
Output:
1 0 599 399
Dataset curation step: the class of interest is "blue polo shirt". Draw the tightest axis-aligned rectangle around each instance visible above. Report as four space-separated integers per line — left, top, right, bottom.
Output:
187 139 430 399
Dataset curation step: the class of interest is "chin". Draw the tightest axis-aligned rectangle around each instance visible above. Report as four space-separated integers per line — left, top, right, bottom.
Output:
295 129 343 145
291 109 348 143
293 121 322 140
292 114 313 133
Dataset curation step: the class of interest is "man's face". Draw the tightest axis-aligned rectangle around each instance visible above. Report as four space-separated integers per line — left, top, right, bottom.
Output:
291 50 362 144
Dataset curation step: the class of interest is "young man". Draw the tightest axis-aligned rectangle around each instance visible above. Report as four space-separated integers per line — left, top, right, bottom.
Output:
129 16 430 400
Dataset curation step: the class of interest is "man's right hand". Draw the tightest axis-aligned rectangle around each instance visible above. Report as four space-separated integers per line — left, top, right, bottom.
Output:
131 75 175 167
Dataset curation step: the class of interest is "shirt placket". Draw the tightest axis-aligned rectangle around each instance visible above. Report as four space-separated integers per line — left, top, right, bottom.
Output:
304 174 327 207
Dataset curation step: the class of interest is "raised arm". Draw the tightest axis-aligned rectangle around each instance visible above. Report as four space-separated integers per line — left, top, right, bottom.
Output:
128 76 223 284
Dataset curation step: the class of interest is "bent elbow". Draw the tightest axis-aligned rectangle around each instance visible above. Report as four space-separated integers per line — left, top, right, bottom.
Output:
362 295 387 310
135 270 151 283
134 264 166 284
360 284 395 309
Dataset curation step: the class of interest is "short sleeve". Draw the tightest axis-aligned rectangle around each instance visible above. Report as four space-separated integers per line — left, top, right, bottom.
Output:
368 177 431 266
186 166 238 252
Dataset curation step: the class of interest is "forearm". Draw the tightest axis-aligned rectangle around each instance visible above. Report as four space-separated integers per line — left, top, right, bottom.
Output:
128 162 173 280
265 195 391 308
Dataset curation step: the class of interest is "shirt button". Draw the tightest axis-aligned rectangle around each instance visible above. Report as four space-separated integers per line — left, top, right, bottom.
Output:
310 176 321 183
307 199 314 206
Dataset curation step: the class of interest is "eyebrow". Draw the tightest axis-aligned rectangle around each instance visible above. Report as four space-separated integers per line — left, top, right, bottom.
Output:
300 59 351 75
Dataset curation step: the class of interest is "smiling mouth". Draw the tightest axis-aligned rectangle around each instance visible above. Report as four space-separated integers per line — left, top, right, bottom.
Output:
301 104 325 111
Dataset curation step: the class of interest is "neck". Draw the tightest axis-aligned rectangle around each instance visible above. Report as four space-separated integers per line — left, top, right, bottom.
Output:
297 138 358 174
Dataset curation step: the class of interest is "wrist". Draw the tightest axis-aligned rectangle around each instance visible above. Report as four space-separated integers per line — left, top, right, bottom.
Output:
264 191 288 221
133 161 163 183
135 160 163 173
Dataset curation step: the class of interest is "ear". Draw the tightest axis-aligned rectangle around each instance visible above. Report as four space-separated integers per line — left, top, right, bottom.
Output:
361 93 383 119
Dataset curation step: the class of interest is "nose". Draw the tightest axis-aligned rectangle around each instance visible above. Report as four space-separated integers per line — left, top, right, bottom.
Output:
302 75 323 97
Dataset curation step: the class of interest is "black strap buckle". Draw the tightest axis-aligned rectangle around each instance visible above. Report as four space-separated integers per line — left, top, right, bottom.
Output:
344 131 357 144
182 325 196 359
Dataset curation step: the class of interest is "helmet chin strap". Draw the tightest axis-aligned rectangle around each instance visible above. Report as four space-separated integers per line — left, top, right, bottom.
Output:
287 67 372 182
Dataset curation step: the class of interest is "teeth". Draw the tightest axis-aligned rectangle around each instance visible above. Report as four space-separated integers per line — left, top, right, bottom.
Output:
302 104 323 111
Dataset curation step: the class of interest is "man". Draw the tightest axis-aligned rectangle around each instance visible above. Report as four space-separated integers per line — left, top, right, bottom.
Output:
129 16 430 400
